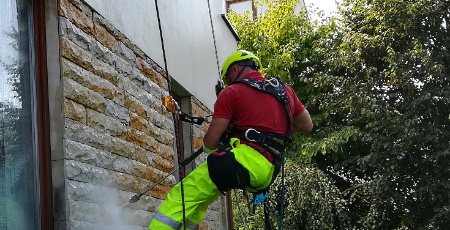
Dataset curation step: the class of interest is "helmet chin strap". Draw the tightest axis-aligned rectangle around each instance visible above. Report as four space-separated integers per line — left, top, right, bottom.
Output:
232 65 248 83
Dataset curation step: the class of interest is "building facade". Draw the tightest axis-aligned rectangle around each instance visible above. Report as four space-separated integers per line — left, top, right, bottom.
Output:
0 0 238 229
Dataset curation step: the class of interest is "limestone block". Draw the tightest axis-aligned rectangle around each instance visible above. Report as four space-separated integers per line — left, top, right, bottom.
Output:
115 55 133 77
66 180 162 212
148 109 174 134
124 93 149 119
66 139 114 168
105 99 130 124
119 76 160 112
192 126 205 139
129 69 167 101
86 108 127 138
65 118 112 151
93 12 123 42
130 112 173 145
133 147 151 165
68 199 152 227
134 147 174 173
66 160 110 185
136 57 168 90
192 137 203 150
64 77 107 114
155 142 175 162
93 20 117 52
118 42 136 64
125 127 158 153
110 136 135 159
61 37 119 86
60 17 115 68
60 17 118 68
62 58 125 106
151 154 175 174
59 0 94 35
59 17 90 50
64 98 87 123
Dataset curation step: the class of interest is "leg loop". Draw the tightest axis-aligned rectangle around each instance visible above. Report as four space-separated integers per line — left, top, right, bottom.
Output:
207 149 250 193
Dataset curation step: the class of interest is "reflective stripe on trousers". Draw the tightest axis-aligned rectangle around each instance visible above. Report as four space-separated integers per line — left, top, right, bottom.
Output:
151 212 199 230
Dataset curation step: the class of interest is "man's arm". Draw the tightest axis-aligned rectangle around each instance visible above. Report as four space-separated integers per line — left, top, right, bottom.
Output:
293 109 313 133
203 117 231 150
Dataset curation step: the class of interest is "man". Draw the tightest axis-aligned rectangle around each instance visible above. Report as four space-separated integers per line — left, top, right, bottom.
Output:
149 50 312 230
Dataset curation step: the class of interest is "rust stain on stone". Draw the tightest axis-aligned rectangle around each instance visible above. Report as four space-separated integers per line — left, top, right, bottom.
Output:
59 0 94 36
94 21 117 52
64 98 87 123
134 147 150 165
147 185 171 200
136 57 165 88
192 137 203 150
151 155 174 173
130 113 149 134
125 99 148 119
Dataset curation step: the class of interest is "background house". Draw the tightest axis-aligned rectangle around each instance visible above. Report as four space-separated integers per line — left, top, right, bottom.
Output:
0 0 239 229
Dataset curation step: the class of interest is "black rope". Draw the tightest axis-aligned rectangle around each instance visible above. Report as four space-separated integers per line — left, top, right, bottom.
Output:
279 153 286 230
207 0 221 77
154 0 186 229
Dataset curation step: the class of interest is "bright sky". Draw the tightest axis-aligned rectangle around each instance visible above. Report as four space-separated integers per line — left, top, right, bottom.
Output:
303 0 340 20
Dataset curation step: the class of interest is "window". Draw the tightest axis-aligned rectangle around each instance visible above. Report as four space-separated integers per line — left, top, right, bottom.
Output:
0 0 50 229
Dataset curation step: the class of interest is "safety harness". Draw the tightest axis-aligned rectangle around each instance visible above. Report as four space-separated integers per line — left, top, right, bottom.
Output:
229 77 293 155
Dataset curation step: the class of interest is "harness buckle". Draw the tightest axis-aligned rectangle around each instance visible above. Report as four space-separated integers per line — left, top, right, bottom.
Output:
244 128 261 142
267 78 280 87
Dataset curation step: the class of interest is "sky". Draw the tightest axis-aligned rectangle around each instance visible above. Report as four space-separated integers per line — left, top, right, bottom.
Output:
303 0 340 20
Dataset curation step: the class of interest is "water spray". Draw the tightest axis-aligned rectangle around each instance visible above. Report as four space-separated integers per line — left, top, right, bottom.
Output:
122 147 205 206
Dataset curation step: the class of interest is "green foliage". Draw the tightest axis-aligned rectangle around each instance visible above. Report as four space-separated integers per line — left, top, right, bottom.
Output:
229 0 450 229
228 0 313 82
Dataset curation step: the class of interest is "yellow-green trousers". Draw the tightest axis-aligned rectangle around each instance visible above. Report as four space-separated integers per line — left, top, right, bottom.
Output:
148 138 275 230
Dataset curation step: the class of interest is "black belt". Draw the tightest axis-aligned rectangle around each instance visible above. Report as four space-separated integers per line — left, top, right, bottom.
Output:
235 128 289 155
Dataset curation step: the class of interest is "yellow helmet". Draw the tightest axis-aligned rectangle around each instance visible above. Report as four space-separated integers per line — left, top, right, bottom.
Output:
221 50 262 85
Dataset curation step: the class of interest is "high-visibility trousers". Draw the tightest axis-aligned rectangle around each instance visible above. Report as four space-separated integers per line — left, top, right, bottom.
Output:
148 138 275 230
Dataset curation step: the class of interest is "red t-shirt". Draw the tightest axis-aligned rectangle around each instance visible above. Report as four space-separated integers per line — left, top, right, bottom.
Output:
213 72 305 135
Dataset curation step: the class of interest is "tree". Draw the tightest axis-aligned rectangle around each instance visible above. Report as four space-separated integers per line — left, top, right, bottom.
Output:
229 0 450 229
228 0 351 229
305 0 450 228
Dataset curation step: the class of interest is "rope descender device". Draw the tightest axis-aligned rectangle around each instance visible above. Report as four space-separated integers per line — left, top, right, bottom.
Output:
162 96 211 125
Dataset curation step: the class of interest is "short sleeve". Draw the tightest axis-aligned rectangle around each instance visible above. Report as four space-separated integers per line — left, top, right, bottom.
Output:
212 87 234 120
285 86 305 117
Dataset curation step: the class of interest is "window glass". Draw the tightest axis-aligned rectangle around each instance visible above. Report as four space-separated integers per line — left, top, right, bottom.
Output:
0 0 39 229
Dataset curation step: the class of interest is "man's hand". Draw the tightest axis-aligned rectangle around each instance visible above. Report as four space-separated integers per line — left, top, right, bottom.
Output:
215 79 224 97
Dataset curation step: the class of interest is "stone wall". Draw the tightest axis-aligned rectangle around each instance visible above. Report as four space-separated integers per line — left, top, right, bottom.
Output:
54 0 227 229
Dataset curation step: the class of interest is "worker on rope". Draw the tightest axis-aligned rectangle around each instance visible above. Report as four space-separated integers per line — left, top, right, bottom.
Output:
149 50 313 230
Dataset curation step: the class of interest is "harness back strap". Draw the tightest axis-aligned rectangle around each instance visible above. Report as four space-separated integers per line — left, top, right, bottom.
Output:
230 77 293 137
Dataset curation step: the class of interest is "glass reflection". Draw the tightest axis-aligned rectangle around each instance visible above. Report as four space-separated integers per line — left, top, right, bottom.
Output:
0 0 39 229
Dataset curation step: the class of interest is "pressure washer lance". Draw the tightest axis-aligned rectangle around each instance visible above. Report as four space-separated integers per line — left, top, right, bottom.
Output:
122 147 206 207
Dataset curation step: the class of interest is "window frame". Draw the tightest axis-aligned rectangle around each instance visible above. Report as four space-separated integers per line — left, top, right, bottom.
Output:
33 0 53 229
